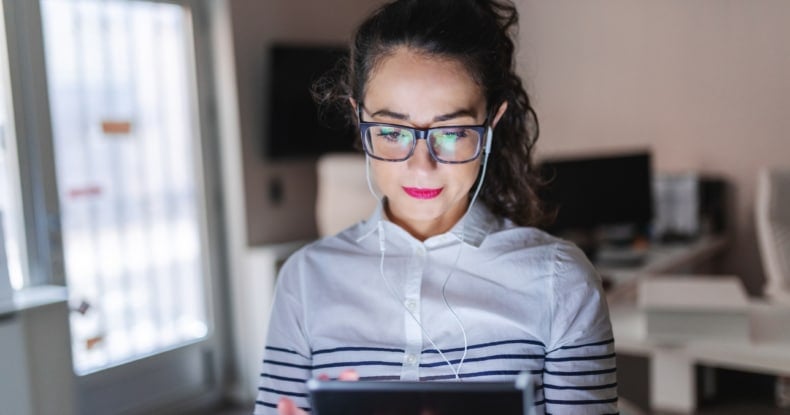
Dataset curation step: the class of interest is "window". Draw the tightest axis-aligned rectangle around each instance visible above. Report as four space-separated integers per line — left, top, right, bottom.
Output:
0 2 29 293
42 0 211 373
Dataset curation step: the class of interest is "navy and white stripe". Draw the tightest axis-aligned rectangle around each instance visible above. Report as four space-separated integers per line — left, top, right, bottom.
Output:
255 202 618 414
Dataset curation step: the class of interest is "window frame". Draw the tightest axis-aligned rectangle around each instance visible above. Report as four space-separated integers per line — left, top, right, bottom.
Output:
1 0 63 288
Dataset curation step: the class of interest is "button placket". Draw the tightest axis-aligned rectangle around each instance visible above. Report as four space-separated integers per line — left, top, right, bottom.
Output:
405 353 417 365
400 243 425 380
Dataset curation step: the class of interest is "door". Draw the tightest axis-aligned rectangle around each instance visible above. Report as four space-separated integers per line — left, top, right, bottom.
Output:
38 0 224 413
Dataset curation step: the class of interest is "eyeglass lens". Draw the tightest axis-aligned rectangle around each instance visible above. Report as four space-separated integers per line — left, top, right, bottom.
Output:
364 125 481 162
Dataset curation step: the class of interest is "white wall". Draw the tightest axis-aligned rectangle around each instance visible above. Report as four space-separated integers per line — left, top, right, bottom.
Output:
518 0 790 294
227 0 385 246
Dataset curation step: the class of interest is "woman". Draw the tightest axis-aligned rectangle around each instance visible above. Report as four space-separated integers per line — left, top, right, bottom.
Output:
256 0 617 414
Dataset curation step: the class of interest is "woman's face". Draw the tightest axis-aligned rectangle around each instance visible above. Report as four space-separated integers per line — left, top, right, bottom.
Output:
359 47 505 240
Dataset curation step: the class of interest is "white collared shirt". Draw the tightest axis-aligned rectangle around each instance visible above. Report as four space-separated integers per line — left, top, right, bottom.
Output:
255 202 618 414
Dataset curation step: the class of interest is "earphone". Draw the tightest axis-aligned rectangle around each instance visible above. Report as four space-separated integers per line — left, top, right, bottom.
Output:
365 155 383 201
376 221 467 380
365 124 495 380
467 126 493 209
485 126 493 155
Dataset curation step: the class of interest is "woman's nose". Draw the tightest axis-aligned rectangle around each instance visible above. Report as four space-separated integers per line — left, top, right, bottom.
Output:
408 139 437 169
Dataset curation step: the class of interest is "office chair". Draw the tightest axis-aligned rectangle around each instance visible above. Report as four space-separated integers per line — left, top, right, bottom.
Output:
755 167 790 303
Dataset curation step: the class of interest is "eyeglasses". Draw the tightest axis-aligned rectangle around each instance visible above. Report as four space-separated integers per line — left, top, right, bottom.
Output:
358 104 489 164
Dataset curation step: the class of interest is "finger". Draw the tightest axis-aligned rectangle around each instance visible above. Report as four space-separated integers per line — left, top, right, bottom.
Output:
338 369 360 381
317 373 330 381
277 397 305 415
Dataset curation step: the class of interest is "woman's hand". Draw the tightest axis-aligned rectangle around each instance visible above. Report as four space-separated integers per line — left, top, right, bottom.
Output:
276 398 307 415
277 398 307 415
335 369 360 381
276 369 360 415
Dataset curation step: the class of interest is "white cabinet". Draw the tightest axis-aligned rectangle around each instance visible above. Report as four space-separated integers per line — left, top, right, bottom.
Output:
0 287 75 415
0 313 33 415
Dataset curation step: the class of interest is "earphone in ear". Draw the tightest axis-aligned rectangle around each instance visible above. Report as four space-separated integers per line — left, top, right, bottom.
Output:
485 127 493 154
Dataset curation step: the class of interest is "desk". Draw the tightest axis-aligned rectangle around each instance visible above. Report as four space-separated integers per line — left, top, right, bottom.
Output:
611 301 790 413
598 235 729 304
597 235 729 283
596 235 743 413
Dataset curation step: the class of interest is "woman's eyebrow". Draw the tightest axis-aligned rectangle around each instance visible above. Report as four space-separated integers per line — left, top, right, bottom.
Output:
369 108 409 120
367 108 479 122
432 108 478 122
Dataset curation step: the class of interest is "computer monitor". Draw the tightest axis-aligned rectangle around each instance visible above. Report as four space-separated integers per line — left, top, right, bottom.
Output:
538 151 653 234
267 44 356 159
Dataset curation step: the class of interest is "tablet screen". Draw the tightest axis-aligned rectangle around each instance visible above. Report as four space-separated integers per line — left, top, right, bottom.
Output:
307 377 535 415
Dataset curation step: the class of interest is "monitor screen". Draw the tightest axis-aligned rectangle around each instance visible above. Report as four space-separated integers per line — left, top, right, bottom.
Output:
267 44 357 159
538 151 653 232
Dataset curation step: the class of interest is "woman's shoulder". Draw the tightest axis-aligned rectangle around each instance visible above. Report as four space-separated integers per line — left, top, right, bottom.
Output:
490 222 597 280
275 223 370 287
286 220 373 263
488 221 575 252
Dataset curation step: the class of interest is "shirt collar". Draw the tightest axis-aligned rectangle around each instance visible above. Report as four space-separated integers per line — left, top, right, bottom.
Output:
450 200 499 247
355 198 500 248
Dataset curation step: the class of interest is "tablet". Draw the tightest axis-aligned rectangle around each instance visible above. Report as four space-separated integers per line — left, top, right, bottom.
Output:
307 374 535 415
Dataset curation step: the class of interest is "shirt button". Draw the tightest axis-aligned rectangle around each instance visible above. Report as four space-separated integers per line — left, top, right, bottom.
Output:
405 299 417 312
405 354 417 365
416 247 426 257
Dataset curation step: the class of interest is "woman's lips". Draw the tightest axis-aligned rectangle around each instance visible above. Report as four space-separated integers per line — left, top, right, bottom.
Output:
402 187 443 199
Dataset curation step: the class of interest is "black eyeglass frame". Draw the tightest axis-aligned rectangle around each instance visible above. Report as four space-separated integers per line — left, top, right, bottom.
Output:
357 103 490 164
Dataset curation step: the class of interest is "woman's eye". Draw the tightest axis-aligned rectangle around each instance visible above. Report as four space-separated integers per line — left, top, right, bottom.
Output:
434 130 464 144
376 127 398 138
433 133 457 151
377 127 410 143
435 129 466 141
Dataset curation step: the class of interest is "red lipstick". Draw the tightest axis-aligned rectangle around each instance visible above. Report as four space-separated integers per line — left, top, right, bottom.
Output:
403 187 443 199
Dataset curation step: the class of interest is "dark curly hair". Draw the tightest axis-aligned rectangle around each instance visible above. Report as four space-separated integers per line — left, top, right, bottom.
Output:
313 0 549 227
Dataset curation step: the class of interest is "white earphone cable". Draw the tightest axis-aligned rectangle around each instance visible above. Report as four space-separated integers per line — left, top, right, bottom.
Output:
377 222 462 379
437 126 493 378
370 126 494 380
365 155 383 201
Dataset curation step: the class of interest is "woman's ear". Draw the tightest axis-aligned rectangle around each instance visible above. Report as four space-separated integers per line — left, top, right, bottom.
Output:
491 101 508 129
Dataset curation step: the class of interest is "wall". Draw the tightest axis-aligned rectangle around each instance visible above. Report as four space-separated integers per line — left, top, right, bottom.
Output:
227 0 384 245
518 0 790 295
229 0 790 294
221 0 386 400
0 292 75 415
